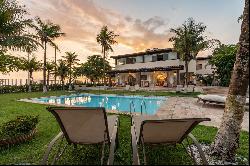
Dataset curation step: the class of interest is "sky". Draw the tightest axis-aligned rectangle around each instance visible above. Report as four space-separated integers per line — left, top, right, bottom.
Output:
1 0 244 80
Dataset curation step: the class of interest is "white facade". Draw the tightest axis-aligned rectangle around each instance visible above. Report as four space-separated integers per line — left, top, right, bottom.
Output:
111 49 213 87
196 58 215 75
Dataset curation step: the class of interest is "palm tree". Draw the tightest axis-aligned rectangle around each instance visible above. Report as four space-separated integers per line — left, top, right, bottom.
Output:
46 61 55 88
62 52 79 90
53 45 60 85
0 0 40 54
21 56 42 92
169 18 209 86
56 59 69 90
33 17 65 93
96 26 118 86
210 0 249 161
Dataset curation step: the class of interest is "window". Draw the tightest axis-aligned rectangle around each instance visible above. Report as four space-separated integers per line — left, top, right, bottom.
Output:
141 75 147 80
152 54 168 62
152 56 157 62
196 64 202 70
157 54 163 61
126 57 136 64
163 53 169 60
118 58 125 65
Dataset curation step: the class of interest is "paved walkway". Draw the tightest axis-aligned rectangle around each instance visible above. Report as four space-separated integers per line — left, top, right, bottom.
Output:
157 97 249 131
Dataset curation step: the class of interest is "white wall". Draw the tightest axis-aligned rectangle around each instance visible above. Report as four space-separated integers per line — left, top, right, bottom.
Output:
179 59 196 73
196 59 215 75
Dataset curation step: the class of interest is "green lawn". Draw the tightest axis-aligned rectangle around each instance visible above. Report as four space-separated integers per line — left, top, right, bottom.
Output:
0 91 248 165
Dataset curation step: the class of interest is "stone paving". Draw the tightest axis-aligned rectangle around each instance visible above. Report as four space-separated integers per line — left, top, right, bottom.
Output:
156 97 249 131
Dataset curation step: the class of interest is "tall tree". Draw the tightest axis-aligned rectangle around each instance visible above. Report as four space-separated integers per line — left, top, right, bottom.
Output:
210 0 249 162
209 44 237 86
169 18 209 86
33 17 65 93
55 59 68 90
78 55 111 84
62 52 79 90
96 26 118 86
53 45 60 85
46 61 54 88
0 0 40 52
21 56 41 92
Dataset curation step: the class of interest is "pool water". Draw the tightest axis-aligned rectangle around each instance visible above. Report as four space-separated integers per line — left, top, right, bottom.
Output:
34 93 166 115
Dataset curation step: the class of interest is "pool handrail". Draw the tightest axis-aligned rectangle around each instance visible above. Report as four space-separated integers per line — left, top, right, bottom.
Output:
140 100 147 115
129 100 136 115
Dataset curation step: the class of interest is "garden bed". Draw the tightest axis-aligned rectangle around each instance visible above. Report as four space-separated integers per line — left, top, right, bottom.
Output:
0 128 37 147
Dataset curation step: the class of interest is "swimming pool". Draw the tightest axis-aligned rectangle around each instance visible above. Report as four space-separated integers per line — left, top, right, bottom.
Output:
33 93 166 115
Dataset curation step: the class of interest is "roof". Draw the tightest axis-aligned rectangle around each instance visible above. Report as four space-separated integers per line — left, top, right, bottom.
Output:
196 56 212 60
110 48 173 59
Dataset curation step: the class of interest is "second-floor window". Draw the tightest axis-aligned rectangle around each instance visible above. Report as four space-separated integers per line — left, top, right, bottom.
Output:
126 57 136 64
196 64 202 70
152 54 169 62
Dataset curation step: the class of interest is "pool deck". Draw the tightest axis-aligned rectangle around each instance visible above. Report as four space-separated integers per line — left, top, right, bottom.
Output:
19 96 249 132
157 97 249 132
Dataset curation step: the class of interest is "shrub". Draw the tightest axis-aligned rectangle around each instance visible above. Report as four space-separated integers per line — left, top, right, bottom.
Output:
0 116 39 140
0 83 71 94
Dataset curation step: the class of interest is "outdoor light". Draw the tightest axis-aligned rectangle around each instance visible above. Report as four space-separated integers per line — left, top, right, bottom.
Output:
174 72 177 76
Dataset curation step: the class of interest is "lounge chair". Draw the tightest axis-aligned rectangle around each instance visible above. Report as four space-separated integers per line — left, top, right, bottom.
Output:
197 94 249 105
131 115 210 165
41 107 119 165
130 84 140 92
125 85 130 91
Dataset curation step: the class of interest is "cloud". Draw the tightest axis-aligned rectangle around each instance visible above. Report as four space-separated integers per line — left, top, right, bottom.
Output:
22 0 173 56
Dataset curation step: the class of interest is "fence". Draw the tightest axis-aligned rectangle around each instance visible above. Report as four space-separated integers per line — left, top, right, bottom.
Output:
0 79 67 86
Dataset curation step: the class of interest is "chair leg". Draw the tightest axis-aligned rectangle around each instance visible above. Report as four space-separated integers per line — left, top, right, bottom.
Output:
181 142 197 165
107 125 118 165
141 138 147 165
41 132 64 165
52 142 68 165
186 137 198 165
100 140 106 165
188 133 208 165
131 125 140 165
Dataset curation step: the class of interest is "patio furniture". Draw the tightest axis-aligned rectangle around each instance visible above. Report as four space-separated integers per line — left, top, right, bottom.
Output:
41 107 119 165
131 84 140 91
131 115 210 165
74 85 86 91
125 85 130 90
197 94 249 105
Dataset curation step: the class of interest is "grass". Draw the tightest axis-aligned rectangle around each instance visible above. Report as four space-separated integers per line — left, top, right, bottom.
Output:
0 91 248 165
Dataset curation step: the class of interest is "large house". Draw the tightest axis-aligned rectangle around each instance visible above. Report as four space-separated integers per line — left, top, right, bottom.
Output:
108 48 203 87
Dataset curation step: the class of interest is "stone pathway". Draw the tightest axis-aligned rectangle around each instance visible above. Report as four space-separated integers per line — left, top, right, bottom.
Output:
157 97 249 132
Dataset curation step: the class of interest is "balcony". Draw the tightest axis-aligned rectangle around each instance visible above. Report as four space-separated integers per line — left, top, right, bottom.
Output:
115 60 180 71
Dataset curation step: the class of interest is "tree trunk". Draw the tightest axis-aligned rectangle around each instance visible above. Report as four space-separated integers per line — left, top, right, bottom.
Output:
47 71 50 88
103 47 107 87
69 63 72 91
185 60 189 87
62 78 65 90
43 42 47 93
54 47 57 85
210 0 249 161
27 52 30 92
28 71 32 92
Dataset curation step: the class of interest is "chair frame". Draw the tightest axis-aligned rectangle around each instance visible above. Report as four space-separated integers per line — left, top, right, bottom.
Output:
131 118 210 165
41 106 119 165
